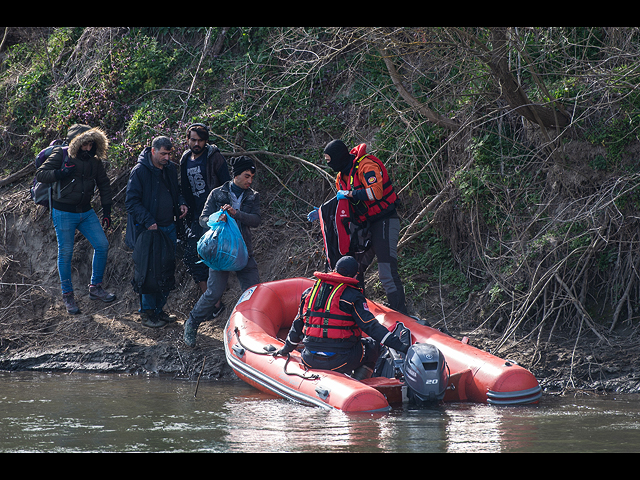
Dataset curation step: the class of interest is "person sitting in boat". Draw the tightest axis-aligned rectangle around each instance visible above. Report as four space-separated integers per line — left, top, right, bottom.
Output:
275 257 410 379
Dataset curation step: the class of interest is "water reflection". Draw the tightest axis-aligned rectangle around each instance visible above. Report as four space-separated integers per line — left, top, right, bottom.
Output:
445 405 510 453
224 396 381 453
1 373 640 453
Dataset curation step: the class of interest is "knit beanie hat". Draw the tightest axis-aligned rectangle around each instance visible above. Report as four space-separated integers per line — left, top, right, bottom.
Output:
336 256 359 278
231 156 256 177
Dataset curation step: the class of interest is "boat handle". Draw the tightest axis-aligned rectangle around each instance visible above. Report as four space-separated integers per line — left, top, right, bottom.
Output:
284 355 320 382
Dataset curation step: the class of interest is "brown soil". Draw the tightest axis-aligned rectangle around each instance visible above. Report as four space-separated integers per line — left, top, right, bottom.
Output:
0 176 326 381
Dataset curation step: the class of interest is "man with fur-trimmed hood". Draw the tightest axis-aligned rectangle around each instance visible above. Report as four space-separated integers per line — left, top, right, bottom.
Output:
37 124 115 314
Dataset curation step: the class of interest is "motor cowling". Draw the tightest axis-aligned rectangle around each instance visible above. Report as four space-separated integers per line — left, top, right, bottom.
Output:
403 344 449 405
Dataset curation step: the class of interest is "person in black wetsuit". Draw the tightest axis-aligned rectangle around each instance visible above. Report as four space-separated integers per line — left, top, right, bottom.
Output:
276 257 409 379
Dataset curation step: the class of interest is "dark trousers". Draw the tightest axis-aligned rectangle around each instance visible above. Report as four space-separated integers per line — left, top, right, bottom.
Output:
189 257 260 326
184 221 210 284
355 215 407 314
302 338 381 375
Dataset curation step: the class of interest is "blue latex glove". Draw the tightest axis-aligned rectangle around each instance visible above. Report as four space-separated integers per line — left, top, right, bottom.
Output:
307 208 320 222
337 190 351 201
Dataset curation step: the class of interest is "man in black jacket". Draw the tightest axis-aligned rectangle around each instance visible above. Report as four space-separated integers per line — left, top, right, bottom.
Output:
36 124 115 315
180 124 231 294
126 136 188 328
183 156 261 348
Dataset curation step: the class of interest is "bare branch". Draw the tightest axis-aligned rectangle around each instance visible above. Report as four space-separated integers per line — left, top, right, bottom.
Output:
380 49 461 132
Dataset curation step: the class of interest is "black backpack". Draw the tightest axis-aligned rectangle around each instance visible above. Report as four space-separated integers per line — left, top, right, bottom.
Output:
132 230 176 295
319 197 372 271
31 140 68 208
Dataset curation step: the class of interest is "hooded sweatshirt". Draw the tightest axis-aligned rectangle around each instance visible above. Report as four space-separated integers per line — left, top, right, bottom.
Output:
36 125 113 214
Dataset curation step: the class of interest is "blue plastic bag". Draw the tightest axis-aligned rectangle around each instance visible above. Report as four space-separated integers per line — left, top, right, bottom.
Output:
197 211 249 272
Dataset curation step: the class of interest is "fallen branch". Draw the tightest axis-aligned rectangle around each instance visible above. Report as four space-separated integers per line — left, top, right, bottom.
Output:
399 157 475 248
182 27 213 123
194 357 207 399
221 150 335 185
610 255 640 333
555 274 609 345
381 49 461 132
0 164 35 189
0 27 9 54
399 183 453 249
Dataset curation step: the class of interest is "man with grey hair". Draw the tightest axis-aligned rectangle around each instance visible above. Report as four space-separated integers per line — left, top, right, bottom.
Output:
126 136 189 328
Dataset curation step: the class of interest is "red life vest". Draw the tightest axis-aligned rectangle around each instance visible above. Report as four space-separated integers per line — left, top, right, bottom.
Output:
338 144 398 225
303 272 364 341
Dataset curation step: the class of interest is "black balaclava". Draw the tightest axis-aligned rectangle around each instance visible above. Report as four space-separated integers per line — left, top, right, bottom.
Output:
325 140 356 174
79 143 97 161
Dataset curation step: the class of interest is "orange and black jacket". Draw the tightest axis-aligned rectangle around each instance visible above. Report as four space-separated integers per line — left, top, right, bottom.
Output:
336 144 398 224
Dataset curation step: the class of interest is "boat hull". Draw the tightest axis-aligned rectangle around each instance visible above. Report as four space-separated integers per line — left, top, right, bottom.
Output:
224 278 542 413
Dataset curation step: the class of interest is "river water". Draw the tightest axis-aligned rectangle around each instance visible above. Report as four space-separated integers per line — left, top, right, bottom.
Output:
1 372 640 453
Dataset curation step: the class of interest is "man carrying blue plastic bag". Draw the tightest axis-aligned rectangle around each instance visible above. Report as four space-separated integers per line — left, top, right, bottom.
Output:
197 211 249 273
184 156 261 348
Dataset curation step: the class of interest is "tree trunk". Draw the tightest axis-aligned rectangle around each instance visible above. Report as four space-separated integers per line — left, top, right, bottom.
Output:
210 27 230 57
0 27 9 53
487 27 570 129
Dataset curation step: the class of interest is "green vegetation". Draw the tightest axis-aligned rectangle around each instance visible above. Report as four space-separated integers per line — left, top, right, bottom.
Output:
4 27 640 347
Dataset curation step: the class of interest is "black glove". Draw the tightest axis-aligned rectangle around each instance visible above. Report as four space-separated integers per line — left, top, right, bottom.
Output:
55 161 77 180
274 343 295 357
102 205 112 230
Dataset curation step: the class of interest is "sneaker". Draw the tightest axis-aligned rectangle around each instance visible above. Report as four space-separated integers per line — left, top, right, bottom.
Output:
141 311 167 329
211 302 226 320
63 293 80 315
183 317 199 348
89 284 116 303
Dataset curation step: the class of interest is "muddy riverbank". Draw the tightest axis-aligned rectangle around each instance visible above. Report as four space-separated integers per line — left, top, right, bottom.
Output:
3 300 640 397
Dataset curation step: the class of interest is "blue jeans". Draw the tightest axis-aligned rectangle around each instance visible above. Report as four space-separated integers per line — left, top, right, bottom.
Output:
140 224 177 314
52 209 110 296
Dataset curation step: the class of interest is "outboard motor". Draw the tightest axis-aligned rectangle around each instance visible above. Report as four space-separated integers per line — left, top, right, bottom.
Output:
403 344 449 406
374 323 449 406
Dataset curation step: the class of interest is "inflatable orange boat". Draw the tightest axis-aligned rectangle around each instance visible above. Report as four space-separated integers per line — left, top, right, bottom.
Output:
224 278 542 413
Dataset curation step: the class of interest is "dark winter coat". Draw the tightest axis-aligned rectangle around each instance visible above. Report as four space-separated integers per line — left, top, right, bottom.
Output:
36 125 113 214
200 181 261 257
125 147 186 250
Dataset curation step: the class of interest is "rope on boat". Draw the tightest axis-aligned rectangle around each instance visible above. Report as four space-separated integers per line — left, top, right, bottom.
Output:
234 328 320 381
